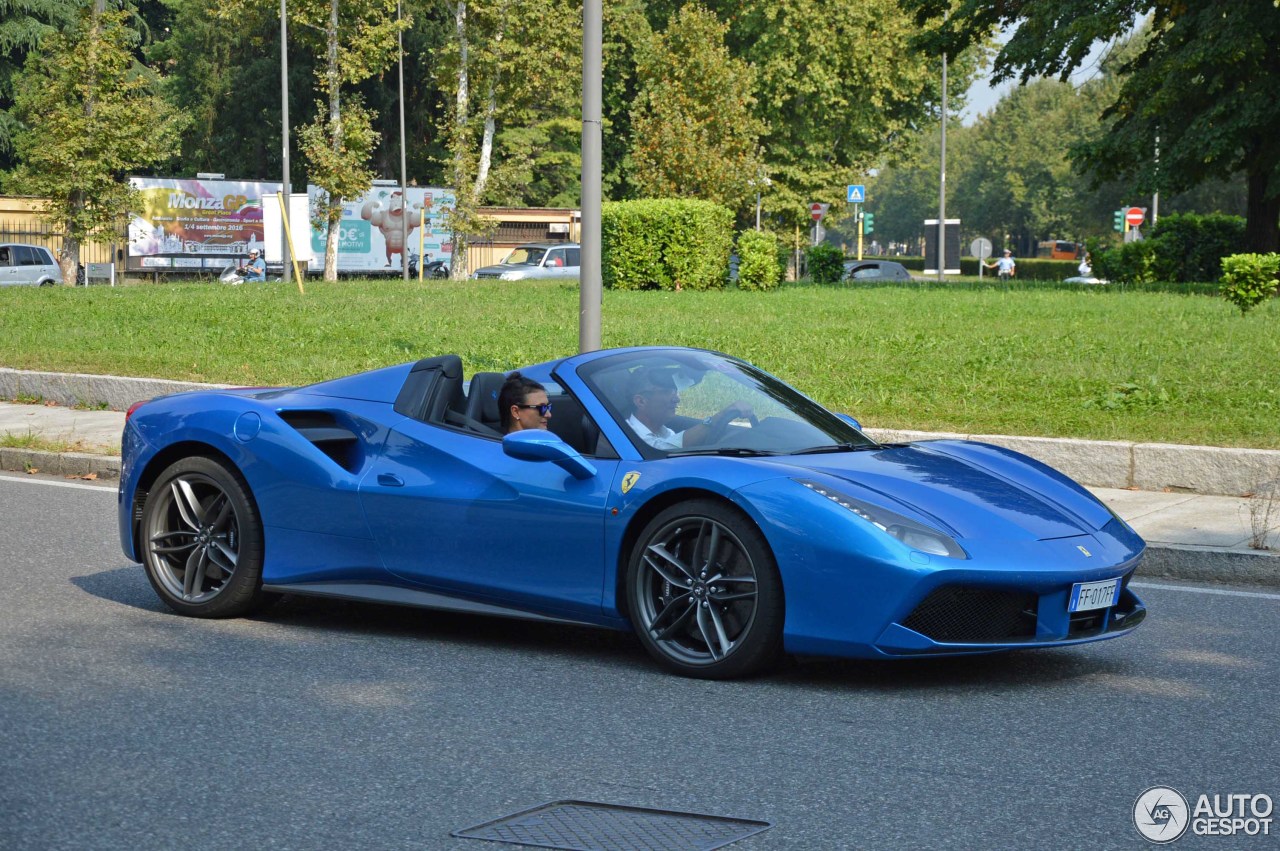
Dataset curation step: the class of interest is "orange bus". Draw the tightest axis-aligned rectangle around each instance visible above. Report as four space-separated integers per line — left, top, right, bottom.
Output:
1036 240 1082 260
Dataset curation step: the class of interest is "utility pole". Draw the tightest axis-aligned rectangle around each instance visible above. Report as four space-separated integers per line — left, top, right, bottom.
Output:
579 0 602 352
398 1 408 281
279 0 292 286
938 11 948 283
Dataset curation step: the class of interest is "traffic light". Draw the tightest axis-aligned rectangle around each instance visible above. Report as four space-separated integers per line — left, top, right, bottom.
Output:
1113 209 1124 232
863 212 875 234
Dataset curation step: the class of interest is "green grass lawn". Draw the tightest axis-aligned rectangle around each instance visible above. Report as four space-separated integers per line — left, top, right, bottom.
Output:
2 277 1277 448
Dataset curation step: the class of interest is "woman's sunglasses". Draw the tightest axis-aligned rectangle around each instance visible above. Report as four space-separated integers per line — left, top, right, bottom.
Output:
515 402 553 416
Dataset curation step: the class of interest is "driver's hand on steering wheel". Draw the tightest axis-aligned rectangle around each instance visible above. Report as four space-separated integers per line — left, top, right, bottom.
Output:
712 401 754 426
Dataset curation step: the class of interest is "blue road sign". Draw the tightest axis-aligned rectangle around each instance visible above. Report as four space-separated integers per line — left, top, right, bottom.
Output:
847 185 865 203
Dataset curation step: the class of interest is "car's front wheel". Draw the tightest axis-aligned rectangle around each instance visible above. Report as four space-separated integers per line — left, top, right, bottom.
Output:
141 456 266 617
626 500 784 679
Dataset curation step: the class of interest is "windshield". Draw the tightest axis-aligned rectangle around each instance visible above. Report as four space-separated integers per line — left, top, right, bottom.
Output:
577 349 876 459
501 247 546 267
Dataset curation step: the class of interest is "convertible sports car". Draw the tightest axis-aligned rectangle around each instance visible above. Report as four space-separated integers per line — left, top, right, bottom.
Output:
119 346 1146 679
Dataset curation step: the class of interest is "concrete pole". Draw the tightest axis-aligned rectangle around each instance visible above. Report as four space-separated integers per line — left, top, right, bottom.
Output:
399 1 409 281
938 38 947 282
280 0 292 285
579 0 603 352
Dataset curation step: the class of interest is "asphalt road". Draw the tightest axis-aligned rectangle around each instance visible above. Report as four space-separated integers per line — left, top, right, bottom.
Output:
2 471 1277 851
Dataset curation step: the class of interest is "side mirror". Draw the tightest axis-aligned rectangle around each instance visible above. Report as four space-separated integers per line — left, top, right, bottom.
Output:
503 430 597 480
836 412 863 431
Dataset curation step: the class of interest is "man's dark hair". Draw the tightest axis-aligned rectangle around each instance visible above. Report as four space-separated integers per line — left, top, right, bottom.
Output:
498 371 546 432
625 367 676 408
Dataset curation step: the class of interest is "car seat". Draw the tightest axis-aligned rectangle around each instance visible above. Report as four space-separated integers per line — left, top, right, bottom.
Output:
465 372 507 432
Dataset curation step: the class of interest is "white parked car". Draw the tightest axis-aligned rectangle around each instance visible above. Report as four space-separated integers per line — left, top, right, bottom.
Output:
0 243 62 286
471 242 580 281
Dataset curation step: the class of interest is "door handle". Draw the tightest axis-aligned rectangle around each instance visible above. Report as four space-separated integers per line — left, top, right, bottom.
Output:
377 473 405 487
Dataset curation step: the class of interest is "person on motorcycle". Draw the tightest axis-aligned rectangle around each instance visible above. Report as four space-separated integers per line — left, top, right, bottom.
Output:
239 249 266 282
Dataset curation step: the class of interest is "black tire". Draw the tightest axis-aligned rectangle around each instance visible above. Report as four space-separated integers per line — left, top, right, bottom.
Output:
140 456 267 618
626 499 784 679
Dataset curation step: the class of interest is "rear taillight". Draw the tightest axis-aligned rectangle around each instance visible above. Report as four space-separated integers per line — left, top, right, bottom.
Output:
125 401 147 422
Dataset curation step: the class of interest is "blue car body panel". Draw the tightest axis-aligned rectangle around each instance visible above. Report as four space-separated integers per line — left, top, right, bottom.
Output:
119 346 1146 661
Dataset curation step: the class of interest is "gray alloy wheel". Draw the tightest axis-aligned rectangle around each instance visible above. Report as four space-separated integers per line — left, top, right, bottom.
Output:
141 456 266 617
627 500 784 679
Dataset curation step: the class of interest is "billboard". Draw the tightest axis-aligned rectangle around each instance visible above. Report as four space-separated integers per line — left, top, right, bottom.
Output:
127 177 282 269
306 185 456 273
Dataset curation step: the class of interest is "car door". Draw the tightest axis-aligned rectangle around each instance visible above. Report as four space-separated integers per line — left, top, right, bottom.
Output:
0 246 17 286
542 246 569 279
14 246 45 285
358 421 617 622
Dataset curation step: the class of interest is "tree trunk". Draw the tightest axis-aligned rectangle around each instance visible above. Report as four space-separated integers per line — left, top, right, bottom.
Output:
450 1 470 280
58 193 81 285
1243 166 1280 254
323 0 342 281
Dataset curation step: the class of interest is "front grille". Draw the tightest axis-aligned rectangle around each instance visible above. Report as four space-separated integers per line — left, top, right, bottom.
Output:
901 585 1038 643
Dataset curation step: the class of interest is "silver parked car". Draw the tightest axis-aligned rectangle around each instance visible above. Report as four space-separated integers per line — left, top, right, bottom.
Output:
472 242 580 281
0 243 62 286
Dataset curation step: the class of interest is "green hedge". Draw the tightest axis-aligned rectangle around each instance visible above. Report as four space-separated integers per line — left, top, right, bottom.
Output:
1149 213 1246 283
1220 253 1280 315
1093 213 1246 286
601 198 734 291
806 243 844 284
736 229 782 290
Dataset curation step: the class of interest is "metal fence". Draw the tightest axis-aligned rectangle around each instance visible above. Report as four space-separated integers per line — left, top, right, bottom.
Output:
0 217 120 268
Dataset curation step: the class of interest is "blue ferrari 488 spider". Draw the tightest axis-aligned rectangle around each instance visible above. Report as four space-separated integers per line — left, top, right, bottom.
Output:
119 346 1146 678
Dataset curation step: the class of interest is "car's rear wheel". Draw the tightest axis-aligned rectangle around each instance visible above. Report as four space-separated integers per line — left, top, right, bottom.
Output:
626 500 783 679
141 456 266 617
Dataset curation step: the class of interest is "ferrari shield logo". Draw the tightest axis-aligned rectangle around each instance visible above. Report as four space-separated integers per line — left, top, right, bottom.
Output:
621 471 641 494
1077 545 1092 557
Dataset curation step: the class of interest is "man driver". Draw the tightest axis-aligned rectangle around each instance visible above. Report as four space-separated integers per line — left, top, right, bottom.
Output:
625 367 752 451
239 249 266 282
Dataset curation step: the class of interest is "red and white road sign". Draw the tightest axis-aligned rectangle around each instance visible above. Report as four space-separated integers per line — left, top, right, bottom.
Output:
1125 206 1146 227
810 203 829 222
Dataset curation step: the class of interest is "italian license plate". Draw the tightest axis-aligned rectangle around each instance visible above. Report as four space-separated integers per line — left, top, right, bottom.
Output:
1069 578 1120 612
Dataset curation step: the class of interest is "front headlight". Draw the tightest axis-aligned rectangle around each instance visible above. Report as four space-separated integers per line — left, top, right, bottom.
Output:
795 478 967 559
498 270 523 281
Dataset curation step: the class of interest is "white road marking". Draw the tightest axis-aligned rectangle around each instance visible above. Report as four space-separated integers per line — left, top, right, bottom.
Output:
1131 581 1280 601
0 472 116 493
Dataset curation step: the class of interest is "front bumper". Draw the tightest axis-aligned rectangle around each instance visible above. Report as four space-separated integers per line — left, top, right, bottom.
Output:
874 572 1146 654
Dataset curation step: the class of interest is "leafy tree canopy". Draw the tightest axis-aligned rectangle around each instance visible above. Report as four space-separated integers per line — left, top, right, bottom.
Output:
906 0 1280 251
8 6 184 280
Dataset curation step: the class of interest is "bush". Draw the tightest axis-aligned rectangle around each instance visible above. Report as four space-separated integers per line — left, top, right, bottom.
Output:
1220 253 1280 315
601 198 734 291
735 230 781 291
806 243 844 284
1094 240 1158 285
1149 213 1246 283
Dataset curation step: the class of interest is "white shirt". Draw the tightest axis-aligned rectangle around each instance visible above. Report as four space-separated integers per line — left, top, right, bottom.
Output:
995 256 1015 274
627 414 685 450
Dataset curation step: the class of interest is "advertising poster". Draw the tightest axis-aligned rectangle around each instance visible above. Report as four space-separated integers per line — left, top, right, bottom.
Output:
306 185 455 274
127 177 283 269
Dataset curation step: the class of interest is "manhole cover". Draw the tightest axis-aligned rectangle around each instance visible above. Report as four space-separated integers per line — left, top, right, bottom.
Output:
452 799 772 851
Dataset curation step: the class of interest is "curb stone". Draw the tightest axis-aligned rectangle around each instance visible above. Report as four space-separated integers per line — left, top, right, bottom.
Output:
1139 545 1280 588
0 447 121 480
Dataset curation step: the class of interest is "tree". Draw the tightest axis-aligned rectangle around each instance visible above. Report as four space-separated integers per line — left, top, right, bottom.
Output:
627 4 765 215
8 5 184 283
434 0 580 277
0 0 78 172
713 0 982 231
149 0 309 181
291 0 404 280
909 0 1280 252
